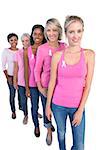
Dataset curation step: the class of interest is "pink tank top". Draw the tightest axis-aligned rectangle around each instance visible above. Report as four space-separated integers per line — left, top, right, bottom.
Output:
52 48 87 107
28 46 37 87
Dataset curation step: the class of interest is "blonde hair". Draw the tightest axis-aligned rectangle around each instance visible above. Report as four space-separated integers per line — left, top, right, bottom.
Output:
44 18 62 41
64 15 84 32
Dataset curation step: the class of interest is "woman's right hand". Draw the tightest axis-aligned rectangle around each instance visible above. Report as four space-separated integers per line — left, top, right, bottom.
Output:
39 87 47 97
46 105 52 121
13 82 18 90
26 88 31 97
7 76 13 85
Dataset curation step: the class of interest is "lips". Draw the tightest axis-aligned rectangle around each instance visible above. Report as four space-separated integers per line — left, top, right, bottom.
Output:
72 38 80 43
35 38 40 41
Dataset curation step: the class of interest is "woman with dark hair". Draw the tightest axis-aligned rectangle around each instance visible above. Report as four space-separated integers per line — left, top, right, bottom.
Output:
1 33 21 119
24 25 46 137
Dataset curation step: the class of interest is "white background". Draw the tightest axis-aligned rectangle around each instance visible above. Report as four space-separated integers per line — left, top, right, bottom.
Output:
0 0 99 149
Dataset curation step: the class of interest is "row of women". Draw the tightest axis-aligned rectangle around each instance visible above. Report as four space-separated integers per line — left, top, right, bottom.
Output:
1 16 95 150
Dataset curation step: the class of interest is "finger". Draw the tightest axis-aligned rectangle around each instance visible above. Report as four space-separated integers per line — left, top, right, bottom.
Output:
72 119 77 126
47 115 50 121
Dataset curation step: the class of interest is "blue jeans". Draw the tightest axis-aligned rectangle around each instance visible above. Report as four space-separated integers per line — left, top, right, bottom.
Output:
18 86 28 116
7 82 21 112
52 103 85 150
39 92 52 128
30 87 39 128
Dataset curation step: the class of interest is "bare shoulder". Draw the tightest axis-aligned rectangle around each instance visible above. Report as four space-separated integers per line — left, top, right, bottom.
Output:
53 51 63 59
52 51 63 64
84 49 95 61
84 49 95 56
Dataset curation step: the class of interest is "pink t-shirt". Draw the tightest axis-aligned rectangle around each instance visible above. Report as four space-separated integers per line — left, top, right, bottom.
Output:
34 42 66 88
52 48 87 108
14 49 25 86
28 46 37 87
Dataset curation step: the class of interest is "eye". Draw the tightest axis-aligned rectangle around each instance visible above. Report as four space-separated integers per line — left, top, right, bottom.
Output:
47 29 51 32
69 30 74 34
53 29 58 32
77 29 82 33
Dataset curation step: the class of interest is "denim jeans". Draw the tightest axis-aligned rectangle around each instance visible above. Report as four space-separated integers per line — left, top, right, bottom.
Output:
52 103 85 150
18 86 28 116
30 87 39 128
39 92 52 128
7 82 21 113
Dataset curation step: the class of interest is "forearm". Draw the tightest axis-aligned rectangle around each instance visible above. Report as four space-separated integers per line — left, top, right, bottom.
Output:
37 81 43 91
24 51 29 90
78 86 91 112
47 81 56 107
13 63 18 85
13 74 18 85
24 69 29 90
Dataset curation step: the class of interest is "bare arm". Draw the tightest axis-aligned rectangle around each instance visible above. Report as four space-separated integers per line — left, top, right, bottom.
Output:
46 52 62 120
72 50 95 126
13 62 18 89
23 49 30 97
79 50 95 111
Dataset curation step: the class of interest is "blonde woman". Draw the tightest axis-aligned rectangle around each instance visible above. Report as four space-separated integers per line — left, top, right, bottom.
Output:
35 18 66 145
46 16 95 149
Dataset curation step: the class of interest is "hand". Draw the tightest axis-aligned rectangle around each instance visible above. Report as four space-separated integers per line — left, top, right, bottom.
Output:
7 76 13 85
26 88 31 97
45 105 52 121
72 109 83 127
40 87 47 97
13 82 18 90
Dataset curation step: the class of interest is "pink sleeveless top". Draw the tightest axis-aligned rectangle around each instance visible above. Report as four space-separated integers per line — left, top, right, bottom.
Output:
28 46 37 87
52 48 87 107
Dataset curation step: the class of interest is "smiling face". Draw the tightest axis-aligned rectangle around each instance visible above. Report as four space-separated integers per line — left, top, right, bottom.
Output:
46 24 59 42
32 28 44 45
65 21 84 47
9 36 18 48
21 36 30 49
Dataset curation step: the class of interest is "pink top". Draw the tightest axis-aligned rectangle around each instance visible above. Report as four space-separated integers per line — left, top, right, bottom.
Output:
28 46 37 87
14 49 25 86
34 42 66 88
52 48 87 108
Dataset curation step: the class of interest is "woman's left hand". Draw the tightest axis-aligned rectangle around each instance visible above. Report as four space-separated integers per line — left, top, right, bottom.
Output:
72 109 83 127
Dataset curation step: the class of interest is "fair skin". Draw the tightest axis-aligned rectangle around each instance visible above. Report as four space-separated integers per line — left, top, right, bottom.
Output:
46 20 95 127
13 36 30 90
24 28 44 97
3 36 18 84
37 24 61 137
37 24 60 97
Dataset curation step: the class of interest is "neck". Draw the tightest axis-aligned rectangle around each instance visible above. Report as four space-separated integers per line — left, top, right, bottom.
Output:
33 43 42 48
67 45 81 53
48 41 59 48
10 47 18 51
